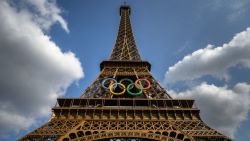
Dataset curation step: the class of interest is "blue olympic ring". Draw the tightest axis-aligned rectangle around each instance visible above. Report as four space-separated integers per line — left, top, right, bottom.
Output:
101 78 117 89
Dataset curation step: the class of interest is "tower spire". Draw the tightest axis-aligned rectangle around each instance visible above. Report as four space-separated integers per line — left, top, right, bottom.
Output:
109 5 141 61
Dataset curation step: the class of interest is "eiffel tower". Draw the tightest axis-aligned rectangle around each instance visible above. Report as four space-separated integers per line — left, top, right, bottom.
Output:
19 5 232 141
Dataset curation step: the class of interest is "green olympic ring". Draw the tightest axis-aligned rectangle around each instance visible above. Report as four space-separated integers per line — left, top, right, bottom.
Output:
127 83 143 95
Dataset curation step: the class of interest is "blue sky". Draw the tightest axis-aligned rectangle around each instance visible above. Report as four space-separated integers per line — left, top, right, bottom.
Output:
0 0 250 140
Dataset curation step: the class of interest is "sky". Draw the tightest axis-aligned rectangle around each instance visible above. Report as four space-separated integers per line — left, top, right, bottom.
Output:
0 0 250 140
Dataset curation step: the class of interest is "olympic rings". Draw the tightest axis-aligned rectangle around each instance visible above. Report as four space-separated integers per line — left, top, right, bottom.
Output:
135 78 151 90
101 77 151 95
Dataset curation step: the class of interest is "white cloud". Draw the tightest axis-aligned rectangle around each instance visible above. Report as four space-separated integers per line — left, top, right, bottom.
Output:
165 27 250 83
25 0 69 33
164 26 250 139
227 0 249 22
0 0 83 137
170 82 250 138
209 0 250 21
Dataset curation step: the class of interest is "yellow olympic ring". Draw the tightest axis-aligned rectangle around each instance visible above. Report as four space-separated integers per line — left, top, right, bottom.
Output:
109 82 126 95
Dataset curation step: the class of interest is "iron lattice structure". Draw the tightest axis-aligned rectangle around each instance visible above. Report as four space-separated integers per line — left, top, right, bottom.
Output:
19 5 232 141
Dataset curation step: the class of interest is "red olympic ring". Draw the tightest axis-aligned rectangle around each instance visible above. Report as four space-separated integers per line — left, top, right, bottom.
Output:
135 78 151 90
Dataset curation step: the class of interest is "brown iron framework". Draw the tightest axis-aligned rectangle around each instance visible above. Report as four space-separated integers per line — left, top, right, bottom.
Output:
19 5 232 141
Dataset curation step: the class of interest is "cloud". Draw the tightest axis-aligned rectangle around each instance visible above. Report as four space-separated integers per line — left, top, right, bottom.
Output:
209 0 250 21
24 0 69 33
176 41 191 54
0 0 83 137
165 27 250 83
170 82 250 138
227 0 250 22
164 26 250 138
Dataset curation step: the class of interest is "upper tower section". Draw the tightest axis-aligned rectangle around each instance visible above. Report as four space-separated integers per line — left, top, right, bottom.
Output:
109 5 141 61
